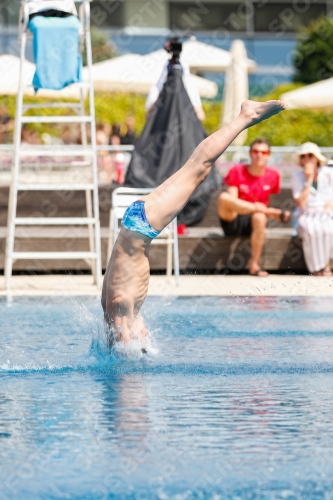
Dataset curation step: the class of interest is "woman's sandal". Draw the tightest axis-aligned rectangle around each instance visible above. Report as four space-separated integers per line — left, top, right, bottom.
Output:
312 269 333 277
279 210 290 223
249 268 269 277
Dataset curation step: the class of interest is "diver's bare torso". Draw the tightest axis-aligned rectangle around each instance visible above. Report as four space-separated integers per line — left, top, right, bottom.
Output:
102 227 151 343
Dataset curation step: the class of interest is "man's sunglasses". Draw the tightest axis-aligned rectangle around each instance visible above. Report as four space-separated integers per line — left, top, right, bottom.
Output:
300 153 314 159
251 149 270 156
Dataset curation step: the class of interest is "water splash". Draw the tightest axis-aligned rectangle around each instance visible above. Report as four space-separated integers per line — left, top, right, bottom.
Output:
0 296 159 374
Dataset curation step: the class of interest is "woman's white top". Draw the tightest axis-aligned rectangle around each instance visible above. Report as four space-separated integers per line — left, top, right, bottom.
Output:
145 59 202 111
292 166 333 213
27 0 77 15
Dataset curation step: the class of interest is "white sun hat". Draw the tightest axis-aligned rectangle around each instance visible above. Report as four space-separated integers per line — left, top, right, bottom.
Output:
294 142 327 166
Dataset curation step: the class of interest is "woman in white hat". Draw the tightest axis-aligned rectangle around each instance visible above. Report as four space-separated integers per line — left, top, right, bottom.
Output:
292 142 333 276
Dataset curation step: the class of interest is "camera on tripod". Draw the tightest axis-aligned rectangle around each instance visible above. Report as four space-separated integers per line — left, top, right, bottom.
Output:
164 37 183 65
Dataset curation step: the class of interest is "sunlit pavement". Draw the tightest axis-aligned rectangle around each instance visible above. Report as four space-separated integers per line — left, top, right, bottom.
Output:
0 274 332 296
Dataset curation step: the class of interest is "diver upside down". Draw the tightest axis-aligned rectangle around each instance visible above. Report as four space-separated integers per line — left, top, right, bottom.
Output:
101 100 287 347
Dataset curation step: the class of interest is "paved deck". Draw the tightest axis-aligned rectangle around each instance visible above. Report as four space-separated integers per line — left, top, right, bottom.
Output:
0 274 332 297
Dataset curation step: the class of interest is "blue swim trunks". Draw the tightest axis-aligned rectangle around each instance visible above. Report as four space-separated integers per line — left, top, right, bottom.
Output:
121 200 160 239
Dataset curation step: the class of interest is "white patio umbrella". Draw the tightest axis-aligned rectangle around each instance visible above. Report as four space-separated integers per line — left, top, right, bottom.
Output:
0 53 217 99
140 40 256 75
280 78 333 109
221 40 249 146
83 53 218 98
182 39 256 74
82 54 146 92
0 54 35 95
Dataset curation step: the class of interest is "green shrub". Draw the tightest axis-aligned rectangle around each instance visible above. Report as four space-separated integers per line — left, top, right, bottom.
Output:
247 109 333 147
93 93 146 133
246 83 333 146
293 16 333 84
82 28 117 66
2 84 333 146
202 101 222 136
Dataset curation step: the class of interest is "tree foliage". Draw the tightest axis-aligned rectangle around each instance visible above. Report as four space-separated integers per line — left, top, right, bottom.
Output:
2 83 333 146
294 16 333 84
82 28 117 65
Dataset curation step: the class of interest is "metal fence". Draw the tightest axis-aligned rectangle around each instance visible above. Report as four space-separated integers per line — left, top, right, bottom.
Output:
1 144 333 187
0 144 134 185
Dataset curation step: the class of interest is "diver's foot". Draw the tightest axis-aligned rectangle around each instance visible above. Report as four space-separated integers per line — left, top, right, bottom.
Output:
241 100 287 127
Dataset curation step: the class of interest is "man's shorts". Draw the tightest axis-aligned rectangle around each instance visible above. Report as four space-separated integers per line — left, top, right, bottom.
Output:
220 215 252 237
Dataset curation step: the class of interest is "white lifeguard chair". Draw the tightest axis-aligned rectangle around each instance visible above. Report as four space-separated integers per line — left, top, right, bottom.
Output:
5 0 101 289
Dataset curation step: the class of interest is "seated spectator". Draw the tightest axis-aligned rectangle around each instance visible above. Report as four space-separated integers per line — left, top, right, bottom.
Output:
110 123 121 141
96 123 109 146
121 116 136 145
292 142 333 276
61 124 81 145
110 134 125 184
96 124 112 184
21 125 41 145
0 104 13 144
218 138 290 277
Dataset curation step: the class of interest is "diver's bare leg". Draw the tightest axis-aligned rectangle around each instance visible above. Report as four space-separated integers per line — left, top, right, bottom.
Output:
102 100 286 346
143 100 286 231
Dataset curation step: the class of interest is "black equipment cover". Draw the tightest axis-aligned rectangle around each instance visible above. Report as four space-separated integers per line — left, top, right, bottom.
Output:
124 65 217 225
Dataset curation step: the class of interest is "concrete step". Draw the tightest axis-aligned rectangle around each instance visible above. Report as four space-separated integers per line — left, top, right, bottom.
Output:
0 185 306 272
0 226 309 272
0 186 295 228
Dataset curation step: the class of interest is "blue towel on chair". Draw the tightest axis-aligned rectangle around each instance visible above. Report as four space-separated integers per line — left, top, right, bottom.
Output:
29 15 82 91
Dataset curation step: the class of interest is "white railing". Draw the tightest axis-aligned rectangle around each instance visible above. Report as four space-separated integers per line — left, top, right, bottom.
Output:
0 144 135 185
0 144 332 187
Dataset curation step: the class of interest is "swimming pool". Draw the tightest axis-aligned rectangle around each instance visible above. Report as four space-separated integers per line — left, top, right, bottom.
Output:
1 296 333 499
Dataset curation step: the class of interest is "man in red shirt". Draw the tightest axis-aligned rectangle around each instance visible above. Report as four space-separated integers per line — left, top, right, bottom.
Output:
218 138 290 276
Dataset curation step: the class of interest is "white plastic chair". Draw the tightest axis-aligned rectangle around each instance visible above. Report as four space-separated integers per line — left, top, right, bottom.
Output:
107 187 180 285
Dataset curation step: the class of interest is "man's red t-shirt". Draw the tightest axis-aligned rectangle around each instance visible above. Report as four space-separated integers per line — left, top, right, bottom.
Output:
223 163 281 206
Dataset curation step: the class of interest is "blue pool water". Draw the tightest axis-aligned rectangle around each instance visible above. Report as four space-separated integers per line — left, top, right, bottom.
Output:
1 296 333 499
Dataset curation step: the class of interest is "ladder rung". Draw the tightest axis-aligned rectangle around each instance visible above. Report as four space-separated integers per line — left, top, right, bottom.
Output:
15 218 96 225
21 116 92 124
12 252 97 260
22 103 82 110
151 239 174 244
21 162 92 167
19 148 94 156
25 82 90 90
17 184 95 191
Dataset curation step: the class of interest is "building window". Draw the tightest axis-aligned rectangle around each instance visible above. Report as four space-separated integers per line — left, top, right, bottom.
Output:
169 2 248 32
90 1 124 28
254 2 327 33
0 0 20 26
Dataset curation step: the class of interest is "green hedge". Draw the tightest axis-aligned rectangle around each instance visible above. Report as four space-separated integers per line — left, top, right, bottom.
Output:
2 84 333 146
246 83 333 146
